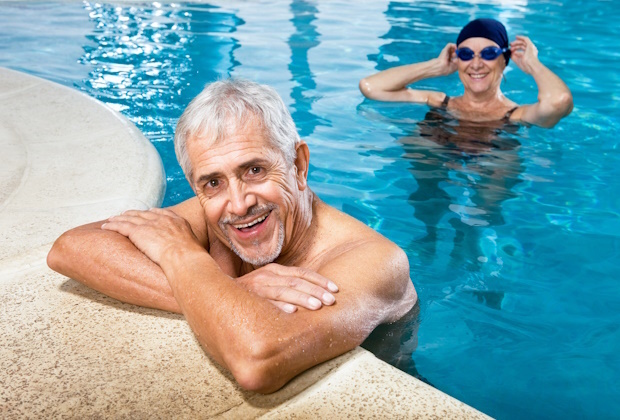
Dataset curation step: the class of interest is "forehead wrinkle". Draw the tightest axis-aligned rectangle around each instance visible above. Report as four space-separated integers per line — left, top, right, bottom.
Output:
188 115 288 188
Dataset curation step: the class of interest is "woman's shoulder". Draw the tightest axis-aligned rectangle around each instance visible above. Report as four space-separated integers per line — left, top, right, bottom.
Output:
503 105 520 121
426 91 450 108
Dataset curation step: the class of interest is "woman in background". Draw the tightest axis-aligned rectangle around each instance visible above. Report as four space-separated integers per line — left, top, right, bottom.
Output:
359 18 573 128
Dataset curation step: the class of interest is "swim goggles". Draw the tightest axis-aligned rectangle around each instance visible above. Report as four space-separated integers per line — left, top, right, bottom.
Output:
455 46 509 61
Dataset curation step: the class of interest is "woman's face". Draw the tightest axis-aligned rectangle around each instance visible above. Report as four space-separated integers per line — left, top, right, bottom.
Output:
456 37 506 96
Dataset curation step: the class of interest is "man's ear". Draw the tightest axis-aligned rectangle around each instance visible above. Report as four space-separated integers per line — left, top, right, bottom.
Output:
294 141 310 190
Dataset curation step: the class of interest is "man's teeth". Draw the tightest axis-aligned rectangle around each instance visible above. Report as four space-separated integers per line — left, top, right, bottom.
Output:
470 74 487 79
234 213 268 229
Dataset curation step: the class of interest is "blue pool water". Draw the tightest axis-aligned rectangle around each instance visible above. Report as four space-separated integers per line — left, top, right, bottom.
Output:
2 1 619 418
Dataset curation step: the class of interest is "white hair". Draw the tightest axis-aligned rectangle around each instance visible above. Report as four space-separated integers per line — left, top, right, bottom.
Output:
174 78 301 182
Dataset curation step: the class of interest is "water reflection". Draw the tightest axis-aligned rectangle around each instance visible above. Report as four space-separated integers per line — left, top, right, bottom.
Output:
362 302 430 384
77 2 242 206
360 107 525 384
408 108 525 290
79 2 193 117
364 0 527 310
287 0 328 137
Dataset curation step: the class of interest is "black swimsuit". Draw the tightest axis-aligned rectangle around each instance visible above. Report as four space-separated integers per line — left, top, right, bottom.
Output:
440 95 518 122
418 96 522 154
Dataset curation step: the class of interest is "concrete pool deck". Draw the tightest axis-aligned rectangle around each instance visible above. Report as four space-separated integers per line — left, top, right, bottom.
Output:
0 67 490 418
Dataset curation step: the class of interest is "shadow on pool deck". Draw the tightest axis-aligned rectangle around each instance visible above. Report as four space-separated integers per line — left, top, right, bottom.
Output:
0 67 491 419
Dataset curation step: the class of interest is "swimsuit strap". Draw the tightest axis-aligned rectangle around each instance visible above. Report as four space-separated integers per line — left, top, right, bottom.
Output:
503 106 519 121
440 95 450 109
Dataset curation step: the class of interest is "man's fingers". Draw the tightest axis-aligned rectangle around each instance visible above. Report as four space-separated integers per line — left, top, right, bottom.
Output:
281 277 336 305
267 268 337 305
297 269 339 293
107 212 152 225
102 211 167 241
268 300 298 314
268 264 339 293
271 286 325 310
119 209 158 219
241 264 339 309
101 220 138 237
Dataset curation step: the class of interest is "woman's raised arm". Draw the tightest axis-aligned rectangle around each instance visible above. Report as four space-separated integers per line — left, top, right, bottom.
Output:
510 35 573 128
359 43 457 107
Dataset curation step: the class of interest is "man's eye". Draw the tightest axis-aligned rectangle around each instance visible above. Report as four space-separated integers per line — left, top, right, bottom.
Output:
208 179 219 188
249 167 262 175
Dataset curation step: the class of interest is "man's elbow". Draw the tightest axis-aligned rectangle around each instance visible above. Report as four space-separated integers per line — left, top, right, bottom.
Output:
47 232 71 274
226 340 287 394
232 365 283 394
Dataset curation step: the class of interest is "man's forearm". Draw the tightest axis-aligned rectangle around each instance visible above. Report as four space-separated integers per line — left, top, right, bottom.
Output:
160 247 363 394
47 221 181 313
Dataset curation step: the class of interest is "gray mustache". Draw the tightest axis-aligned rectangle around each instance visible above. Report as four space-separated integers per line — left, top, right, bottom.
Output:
219 203 278 226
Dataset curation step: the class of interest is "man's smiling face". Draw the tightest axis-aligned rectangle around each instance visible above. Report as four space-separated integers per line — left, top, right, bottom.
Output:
189 118 301 266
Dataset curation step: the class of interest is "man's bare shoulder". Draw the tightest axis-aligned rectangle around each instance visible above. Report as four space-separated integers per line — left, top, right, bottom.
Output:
167 197 208 246
313 199 397 251
310 199 416 322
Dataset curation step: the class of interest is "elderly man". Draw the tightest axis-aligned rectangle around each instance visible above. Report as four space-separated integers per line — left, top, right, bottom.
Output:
47 78 417 393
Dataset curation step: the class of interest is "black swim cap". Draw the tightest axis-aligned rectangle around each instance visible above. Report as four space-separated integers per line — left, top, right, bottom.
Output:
456 18 510 65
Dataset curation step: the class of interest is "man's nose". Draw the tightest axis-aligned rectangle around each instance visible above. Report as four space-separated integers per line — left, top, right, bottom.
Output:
227 180 257 216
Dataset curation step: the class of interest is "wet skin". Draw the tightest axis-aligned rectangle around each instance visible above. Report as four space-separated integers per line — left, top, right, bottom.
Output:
188 119 309 268
456 38 505 96
47 116 417 393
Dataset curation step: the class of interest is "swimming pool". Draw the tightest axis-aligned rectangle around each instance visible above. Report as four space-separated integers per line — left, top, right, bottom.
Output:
1 0 618 418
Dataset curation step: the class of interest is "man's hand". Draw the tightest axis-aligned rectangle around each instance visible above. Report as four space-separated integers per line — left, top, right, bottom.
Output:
510 35 540 74
102 208 203 265
236 264 339 313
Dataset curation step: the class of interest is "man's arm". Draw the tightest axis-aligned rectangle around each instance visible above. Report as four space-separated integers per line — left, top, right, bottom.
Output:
46 198 209 313
47 198 337 313
102 208 417 393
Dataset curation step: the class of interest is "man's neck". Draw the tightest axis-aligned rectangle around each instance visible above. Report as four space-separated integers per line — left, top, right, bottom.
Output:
272 189 317 268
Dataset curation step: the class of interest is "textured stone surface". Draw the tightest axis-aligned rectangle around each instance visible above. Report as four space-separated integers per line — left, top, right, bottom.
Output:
0 67 165 271
0 67 491 419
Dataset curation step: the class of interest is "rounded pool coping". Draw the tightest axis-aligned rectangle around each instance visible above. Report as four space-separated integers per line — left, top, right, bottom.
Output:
0 67 165 275
0 67 491 419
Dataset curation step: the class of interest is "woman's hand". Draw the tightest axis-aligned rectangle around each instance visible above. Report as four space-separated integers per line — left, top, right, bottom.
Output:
510 35 540 74
435 43 458 76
